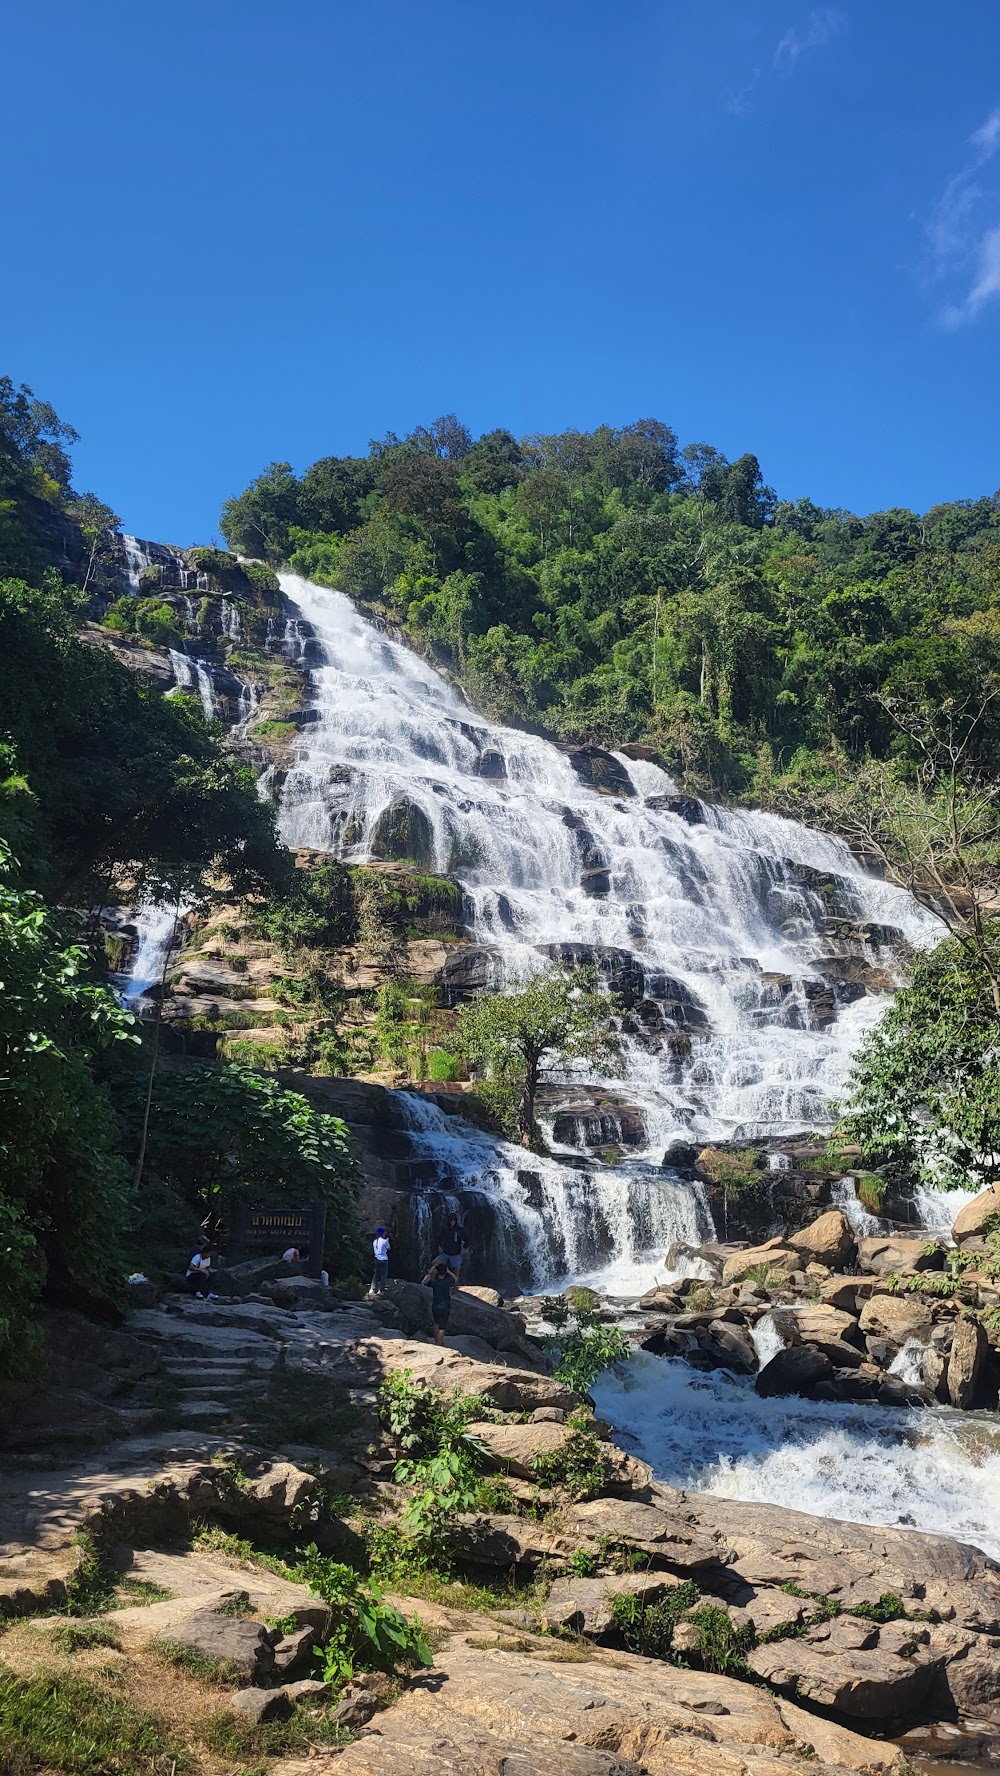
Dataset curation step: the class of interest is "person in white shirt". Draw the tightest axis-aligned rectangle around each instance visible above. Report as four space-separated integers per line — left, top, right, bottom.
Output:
282 1247 301 1264
370 1227 390 1297
185 1242 216 1298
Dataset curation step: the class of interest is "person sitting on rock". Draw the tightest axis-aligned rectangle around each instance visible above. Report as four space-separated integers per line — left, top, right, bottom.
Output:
185 1241 217 1299
422 1257 459 1345
369 1227 391 1297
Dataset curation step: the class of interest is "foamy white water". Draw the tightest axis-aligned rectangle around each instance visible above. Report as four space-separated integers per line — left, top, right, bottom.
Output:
593 1352 1000 1559
277 573 938 1151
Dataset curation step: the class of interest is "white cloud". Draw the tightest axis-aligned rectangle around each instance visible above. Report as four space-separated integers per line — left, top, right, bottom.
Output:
773 8 846 73
944 225 1000 326
927 106 1000 324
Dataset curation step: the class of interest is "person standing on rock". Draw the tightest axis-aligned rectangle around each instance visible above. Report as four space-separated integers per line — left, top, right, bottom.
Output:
370 1226 391 1297
437 1212 468 1279
422 1257 459 1345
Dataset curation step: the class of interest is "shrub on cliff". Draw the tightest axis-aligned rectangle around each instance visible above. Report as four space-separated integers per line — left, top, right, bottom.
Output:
845 927 1000 1195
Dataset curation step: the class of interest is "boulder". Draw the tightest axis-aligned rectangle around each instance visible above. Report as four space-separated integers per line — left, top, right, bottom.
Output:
858 1295 933 1347
164 1608 276 1683
439 945 503 1003
941 1645 1000 1717
820 1276 877 1313
271 1626 317 1675
541 1571 681 1637
262 1277 332 1309
721 1239 799 1287
369 795 436 867
638 1285 685 1313
947 1316 988 1408
465 1419 577 1480
566 745 636 797
783 1305 864 1362
562 1498 727 1572
362 1335 575 1414
756 1346 835 1398
695 1321 758 1374
228 1688 293 1724
790 1210 856 1269
233 1461 318 1522
334 1688 380 1729
747 1636 941 1722
282 1678 330 1703
458 1285 504 1309
857 1237 944 1275
953 1188 1000 1243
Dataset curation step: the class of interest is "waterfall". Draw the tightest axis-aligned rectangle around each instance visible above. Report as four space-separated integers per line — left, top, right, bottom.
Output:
390 1091 713 1292
221 600 242 642
913 1183 983 1243
122 900 185 1007
750 1313 786 1369
122 533 152 593
830 1176 885 1238
273 572 941 1289
168 648 217 723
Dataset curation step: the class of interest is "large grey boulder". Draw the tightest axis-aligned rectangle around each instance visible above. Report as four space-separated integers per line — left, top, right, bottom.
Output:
369 795 436 866
756 1345 834 1398
857 1236 943 1275
164 1607 276 1683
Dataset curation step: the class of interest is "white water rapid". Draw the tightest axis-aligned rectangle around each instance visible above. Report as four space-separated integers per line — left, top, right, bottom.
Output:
593 1352 1000 1559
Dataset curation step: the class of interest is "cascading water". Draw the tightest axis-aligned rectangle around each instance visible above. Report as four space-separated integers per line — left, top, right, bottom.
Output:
830 1176 885 1238
274 572 941 1289
121 900 185 1008
121 533 152 592
168 648 217 724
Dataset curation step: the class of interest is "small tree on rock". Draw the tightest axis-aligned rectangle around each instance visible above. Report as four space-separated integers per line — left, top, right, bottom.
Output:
458 966 620 1148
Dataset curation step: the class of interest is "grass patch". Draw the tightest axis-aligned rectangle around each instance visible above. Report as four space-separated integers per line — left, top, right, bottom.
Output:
0 1661 192 1776
197 1700 351 1760
48 1620 123 1655
115 1576 173 1606
61 1535 118 1617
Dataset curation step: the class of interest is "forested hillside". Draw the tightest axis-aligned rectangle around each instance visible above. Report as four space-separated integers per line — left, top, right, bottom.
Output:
221 418 1000 794
0 380 359 1372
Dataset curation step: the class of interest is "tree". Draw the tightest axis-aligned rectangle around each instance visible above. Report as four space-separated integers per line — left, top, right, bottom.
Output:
844 927 1000 1198
458 968 621 1148
117 1061 362 1278
772 690 1000 1016
219 461 300 560
0 844 137 1371
68 491 121 594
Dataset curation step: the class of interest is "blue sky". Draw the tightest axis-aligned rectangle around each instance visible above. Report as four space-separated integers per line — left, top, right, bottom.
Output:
6 1 1000 542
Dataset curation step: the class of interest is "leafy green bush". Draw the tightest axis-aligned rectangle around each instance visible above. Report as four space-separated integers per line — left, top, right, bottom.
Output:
553 1325 630 1398
609 1580 701 1659
292 1545 431 1681
378 1370 494 1557
134 597 181 647
428 1047 461 1082
531 1412 611 1499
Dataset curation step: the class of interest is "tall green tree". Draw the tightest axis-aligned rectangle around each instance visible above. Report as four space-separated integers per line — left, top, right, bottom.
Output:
458 968 621 1148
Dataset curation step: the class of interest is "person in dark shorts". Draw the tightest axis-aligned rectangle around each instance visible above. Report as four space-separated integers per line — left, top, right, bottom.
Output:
437 1212 468 1277
422 1257 458 1345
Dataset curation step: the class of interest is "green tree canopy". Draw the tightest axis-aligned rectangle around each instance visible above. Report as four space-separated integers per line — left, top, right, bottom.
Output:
458 967 621 1148
844 927 1000 1196
0 845 137 1371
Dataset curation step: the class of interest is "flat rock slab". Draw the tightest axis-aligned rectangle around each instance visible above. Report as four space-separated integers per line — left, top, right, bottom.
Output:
319 1630 902 1775
350 1336 576 1415
104 1546 326 1649
465 1420 575 1480
748 1637 941 1720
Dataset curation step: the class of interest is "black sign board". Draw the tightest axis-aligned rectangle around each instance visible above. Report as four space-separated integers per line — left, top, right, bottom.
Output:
229 1201 327 1280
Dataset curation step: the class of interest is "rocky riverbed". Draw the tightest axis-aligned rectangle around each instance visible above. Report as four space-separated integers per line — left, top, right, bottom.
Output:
3 1231 1000 1773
